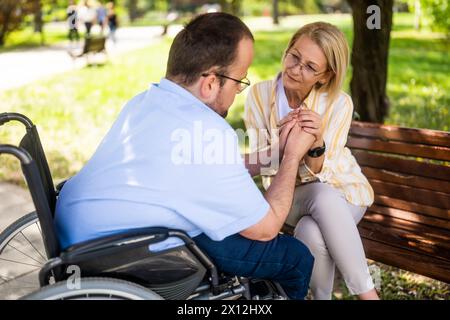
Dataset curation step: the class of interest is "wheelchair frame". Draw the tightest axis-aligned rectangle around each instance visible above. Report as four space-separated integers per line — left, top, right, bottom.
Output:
0 112 287 300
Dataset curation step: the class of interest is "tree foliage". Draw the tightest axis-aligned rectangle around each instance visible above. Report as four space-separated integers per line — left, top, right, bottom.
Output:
421 0 450 34
0 0 36 46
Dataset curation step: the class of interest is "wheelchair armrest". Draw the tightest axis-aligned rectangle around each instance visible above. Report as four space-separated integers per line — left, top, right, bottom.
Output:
61 227 171 262
40 227 221 294
41 227 173 285
57 228 220 294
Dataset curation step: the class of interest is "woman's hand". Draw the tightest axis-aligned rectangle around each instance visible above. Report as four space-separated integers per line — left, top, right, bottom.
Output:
278 109 300 128
297 109 323 147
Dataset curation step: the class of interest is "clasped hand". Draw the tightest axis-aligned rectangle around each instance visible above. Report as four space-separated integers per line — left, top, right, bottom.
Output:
278 108 322 158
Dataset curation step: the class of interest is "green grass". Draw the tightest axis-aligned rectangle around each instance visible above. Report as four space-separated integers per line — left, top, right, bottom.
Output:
387 32 449 130
333 261 449 300
0 37 172 185
0 24 69 53
0 13 449 299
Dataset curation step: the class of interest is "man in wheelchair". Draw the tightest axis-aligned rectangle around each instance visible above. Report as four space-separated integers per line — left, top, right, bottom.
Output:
53 13 315 300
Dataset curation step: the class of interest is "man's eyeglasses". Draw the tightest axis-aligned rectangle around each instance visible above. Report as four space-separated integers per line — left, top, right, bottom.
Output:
284 52 329 77
202 73 251 93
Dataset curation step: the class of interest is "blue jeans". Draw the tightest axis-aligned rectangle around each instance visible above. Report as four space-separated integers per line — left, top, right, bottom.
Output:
193 233 314 300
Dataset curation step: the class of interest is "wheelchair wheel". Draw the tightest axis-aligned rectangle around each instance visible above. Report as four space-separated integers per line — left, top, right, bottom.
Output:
22 277 164 300
0 212 45 299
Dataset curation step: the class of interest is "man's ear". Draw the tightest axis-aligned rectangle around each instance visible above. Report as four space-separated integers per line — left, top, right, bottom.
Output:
199 74 219 102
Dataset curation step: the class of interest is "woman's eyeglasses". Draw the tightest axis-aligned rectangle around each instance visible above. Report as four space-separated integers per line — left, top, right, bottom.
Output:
284 52 329 77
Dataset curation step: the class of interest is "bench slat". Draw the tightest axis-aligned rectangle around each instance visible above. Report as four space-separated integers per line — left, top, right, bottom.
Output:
352 150 450 181
361 238 450 283
350 121 450 147
361 166 449 192
348 137 450 161
336 122 449 282
374 195 449 220
284 217 450 282
363 212 450 242
369 179 450 209
368 204 450 230
359 220 450 261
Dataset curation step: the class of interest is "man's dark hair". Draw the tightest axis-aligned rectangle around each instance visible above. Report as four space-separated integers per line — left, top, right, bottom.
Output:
166 12 254 86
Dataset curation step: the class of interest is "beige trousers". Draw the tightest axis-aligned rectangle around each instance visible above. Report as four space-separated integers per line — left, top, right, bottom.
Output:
286 182 375 299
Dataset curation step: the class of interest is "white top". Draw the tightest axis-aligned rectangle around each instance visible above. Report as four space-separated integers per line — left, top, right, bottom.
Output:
277 76 294 120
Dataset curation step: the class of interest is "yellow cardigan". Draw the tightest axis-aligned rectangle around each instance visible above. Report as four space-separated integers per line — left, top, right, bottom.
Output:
244 75 374 207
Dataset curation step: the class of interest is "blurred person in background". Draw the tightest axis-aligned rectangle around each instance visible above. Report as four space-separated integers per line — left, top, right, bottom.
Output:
106 2 118 43
79 0 97 36
96 1 108 34
67 0 80 45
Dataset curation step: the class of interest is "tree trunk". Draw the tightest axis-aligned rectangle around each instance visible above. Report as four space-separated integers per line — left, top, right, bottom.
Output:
33 0 42 32
230 0 242 16
348 0 393 123
218 0 228 13
273 0 279 25
414 0 422 31
127 0 138 22
33 0 44 44
0 11 7 46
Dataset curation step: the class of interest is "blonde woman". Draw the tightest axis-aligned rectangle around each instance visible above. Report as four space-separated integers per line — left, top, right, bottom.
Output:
244 22 379 300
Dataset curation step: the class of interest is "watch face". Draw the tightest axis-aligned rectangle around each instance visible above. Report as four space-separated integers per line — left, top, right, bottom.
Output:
308 143 325 157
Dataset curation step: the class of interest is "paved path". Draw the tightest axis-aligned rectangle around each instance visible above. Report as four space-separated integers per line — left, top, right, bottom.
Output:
0 182 37 300
0 25 183 92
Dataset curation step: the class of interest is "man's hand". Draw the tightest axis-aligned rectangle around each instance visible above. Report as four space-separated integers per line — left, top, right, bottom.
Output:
283 122 315 160
278 110 301 155
278 118 296 155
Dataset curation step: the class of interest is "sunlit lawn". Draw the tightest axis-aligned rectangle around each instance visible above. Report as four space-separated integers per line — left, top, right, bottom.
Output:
0 13 448 299
0 23 69 53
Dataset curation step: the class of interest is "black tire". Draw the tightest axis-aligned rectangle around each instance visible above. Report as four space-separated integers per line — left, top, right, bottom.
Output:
0 212 40 253
0 211 45 299
22 277 164 300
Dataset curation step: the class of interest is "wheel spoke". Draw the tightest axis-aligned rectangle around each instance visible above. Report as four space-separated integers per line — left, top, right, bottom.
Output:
0 256 42 268
36 222 42 236
3 243 46 265
0 268 40 285
19 230 46 262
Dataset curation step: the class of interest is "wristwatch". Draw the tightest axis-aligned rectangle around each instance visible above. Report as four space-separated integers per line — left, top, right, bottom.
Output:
307 141 326 158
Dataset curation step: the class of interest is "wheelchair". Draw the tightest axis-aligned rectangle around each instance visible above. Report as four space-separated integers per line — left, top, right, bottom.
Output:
0 112 288 300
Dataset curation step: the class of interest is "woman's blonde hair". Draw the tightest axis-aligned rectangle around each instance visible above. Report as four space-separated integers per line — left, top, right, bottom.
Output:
284 22 349 104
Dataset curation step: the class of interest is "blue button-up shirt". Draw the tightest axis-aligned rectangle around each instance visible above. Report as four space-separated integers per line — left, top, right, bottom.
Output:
55 78 269 251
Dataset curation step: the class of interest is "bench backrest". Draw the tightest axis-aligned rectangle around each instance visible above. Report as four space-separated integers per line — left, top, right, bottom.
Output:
347 121 450 282
83 36 106 54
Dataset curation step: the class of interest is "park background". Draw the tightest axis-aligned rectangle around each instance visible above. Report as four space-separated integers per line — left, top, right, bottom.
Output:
0 0 448 299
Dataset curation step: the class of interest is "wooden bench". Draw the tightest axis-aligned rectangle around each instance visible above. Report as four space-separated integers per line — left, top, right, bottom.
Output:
284 121 450 284
348 121 449 283
68 36 107 64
